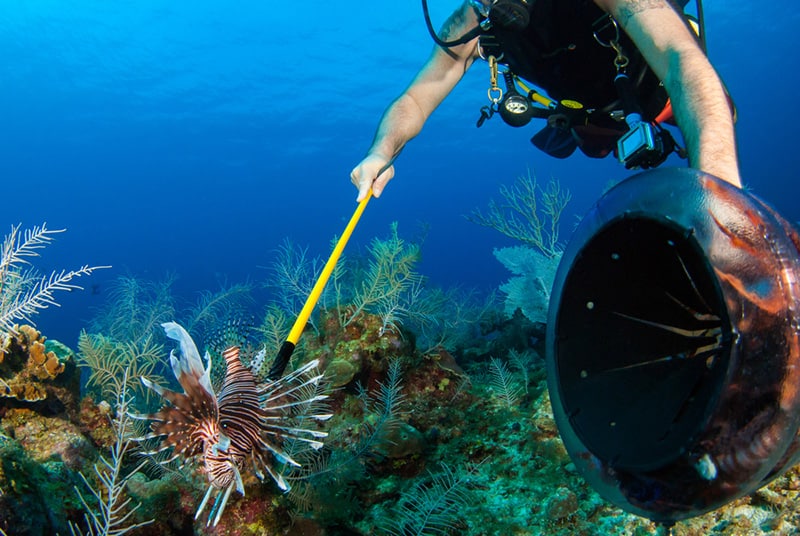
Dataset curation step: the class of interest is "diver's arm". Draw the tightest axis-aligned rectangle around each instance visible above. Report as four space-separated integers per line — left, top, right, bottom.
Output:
595 0 742 187
350 2 480 201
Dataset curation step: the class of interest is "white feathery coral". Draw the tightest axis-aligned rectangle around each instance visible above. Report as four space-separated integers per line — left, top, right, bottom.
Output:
0 223 109 331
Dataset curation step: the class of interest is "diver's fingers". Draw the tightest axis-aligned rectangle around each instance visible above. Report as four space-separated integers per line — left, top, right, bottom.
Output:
356 180 371 202
352 156 394 201
372 165 395 198
351 165 370 202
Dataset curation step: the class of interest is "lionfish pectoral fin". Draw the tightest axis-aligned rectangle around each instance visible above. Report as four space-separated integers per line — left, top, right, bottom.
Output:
262 463 290 492
277 452 301 467
258 440 302 467
268 426 328 451
252 461 264 481
194 457 247 526
162 321 216 399
140 376 165 396
277 474 290 492
127 411 153 421
308 439 325 450
130 432 170 445
261 396 330 413
612 311 720 338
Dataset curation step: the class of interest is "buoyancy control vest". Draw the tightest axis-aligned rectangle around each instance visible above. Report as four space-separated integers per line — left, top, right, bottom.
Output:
472 0 698 162
478 0 671 120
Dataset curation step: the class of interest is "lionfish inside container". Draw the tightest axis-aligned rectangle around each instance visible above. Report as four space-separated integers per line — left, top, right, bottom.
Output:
139 322 331 526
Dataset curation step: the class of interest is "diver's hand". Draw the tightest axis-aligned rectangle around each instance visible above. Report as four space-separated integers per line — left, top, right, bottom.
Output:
350 153 396 202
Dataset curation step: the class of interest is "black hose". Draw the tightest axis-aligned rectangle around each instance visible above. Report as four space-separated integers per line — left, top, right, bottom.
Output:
421 0 483 48
696 0 707 53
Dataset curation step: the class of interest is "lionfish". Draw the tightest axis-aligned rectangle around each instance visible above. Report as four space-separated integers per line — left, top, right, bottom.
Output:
139 322 331 526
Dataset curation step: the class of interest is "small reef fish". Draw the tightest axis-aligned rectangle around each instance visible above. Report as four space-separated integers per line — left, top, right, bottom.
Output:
139 322 331 526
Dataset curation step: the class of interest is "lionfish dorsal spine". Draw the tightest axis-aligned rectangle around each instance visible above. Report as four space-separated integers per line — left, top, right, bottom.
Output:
248 345 268 378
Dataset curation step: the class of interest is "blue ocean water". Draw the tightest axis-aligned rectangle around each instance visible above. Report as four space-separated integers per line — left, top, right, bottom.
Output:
1 1 798 346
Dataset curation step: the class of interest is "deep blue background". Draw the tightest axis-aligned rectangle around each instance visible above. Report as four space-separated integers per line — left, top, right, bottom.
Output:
1 1 797 346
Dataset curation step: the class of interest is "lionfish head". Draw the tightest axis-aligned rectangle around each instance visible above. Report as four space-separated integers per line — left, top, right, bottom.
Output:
202 432 245 490
194 433 248 527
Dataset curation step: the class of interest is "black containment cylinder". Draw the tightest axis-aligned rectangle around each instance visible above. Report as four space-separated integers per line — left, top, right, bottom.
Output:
546 168 800 523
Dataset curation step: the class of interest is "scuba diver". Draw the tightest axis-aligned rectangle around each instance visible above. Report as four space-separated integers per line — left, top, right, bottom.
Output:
350 1 800 527
350 0 741 199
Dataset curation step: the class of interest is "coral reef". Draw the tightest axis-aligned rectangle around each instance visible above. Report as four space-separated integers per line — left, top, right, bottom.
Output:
308 308 413 390
3 216 800 535
75 331 163 405
1 325 798 536
381 463 478 535
0 433 85 535
71 377 154 536
1 325 66 401
2 408 95 470
0 325 80 420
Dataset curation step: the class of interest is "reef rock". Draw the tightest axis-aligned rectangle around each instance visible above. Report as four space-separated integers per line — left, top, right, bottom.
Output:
1 407 95 470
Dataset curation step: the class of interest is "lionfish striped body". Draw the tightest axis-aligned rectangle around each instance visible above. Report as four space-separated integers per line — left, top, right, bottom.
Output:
140 322 330 526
